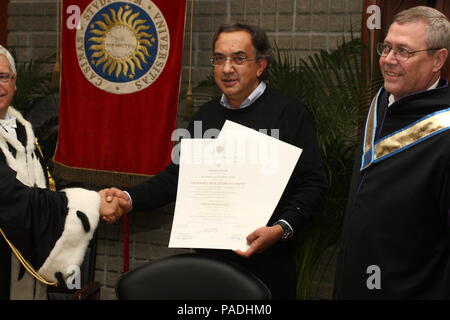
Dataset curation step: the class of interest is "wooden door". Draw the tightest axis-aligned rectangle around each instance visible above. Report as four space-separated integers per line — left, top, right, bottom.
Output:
0 0 8 46
362 0 450 88
435 0 450 79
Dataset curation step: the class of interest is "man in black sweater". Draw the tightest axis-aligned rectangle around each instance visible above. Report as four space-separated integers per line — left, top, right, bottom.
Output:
104 23 327 299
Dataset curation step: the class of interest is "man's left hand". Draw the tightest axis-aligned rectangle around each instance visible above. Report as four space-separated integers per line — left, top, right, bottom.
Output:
235 225 284 258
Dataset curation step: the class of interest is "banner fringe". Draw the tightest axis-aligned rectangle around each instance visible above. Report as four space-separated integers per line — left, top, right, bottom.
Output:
53 162 151 189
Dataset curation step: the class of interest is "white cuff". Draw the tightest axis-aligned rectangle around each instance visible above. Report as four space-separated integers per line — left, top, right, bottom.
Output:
277 219 294 235
123 190 133 212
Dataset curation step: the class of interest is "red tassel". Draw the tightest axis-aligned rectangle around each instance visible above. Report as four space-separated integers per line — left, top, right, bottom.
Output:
122 212 129 273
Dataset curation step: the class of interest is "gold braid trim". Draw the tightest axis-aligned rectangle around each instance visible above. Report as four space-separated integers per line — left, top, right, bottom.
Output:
0 227 58 286
34 138 56 191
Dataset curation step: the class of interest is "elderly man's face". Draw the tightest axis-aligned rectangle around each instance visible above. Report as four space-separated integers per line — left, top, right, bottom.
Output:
380 21 445 101
213 31 267 108
0 55 16 119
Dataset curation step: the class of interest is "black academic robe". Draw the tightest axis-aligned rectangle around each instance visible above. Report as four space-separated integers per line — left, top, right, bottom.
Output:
0 117 100 300
334 79 450 299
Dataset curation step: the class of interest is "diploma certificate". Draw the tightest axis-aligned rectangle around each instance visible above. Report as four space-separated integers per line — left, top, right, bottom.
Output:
168 121 302 251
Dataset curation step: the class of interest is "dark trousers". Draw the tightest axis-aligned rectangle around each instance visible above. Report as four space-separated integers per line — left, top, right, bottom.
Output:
198 242 297 300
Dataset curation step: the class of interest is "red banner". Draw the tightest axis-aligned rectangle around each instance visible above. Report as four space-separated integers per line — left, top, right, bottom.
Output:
55 0 186 176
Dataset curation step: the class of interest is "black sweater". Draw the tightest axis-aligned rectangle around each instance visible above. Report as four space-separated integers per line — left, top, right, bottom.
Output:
128 87 327 234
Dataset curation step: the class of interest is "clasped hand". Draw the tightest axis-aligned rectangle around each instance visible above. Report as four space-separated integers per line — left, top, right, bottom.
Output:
97 188 285 256
98 187 131 224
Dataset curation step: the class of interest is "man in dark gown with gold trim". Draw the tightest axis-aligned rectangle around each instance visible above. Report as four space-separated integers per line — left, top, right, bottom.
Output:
334 6 450 299
0 45 124 299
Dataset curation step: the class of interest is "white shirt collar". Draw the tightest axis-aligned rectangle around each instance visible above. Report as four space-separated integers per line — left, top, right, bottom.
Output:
220 81 266 109
0 112 17 128
388 78 441 107
0 112 18 140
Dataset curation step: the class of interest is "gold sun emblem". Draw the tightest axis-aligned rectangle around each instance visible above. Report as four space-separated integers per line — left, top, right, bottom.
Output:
87 6 155 79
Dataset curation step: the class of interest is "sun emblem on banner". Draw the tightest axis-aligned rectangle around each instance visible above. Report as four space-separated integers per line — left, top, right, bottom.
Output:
76 1 170 94
87 6 156 79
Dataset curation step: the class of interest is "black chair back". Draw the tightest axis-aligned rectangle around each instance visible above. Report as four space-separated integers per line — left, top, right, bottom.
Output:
116 253 271 300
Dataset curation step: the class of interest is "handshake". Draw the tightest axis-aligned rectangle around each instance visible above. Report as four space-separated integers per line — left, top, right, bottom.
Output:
98 187 132 223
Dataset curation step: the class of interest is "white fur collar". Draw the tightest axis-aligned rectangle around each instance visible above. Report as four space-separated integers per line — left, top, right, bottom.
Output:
0 106 46 188
3 107 48 299
0 106 35 153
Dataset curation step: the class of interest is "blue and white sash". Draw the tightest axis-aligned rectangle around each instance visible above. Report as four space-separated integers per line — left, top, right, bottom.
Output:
361 88 450 171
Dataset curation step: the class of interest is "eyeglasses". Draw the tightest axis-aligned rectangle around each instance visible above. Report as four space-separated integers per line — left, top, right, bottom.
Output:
210 55 257 66
376 43 441 61
0 73 15 83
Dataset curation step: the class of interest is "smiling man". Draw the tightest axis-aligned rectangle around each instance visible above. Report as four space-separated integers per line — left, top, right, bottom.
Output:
212 29 267 108
0 56 15 120
0 45 126 300
334 6 450 299
103 23 327 299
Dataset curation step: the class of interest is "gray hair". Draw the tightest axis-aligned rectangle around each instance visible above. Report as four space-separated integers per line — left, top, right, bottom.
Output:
0 45 16 75
393 6 450 53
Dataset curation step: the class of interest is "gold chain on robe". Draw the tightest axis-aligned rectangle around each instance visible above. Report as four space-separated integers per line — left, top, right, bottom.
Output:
0 228 58 286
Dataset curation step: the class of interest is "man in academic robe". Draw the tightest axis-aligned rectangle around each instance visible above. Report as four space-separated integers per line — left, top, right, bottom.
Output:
334 6 450 299
0 45 124 299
